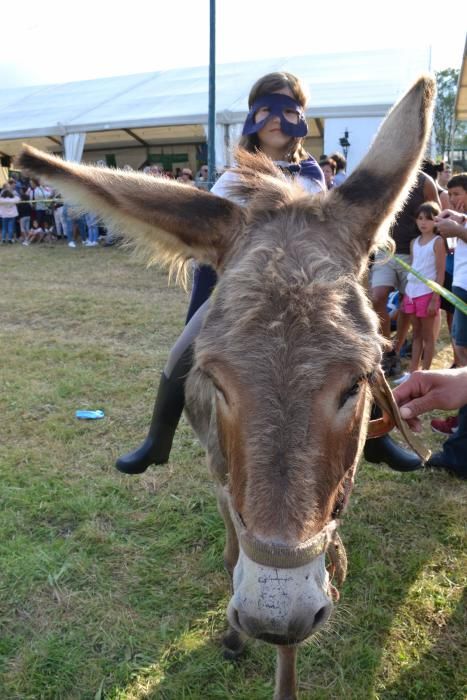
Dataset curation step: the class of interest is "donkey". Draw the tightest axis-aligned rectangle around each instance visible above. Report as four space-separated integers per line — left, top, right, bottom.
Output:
17 75 434 700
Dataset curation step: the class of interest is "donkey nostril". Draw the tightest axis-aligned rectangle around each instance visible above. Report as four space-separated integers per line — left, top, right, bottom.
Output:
287 604 333 642
312 603 332 632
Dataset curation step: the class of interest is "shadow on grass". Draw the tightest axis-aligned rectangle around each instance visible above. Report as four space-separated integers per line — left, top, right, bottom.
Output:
379 588 467 700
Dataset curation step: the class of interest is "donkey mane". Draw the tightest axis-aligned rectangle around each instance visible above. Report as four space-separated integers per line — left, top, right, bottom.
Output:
227 148 324 222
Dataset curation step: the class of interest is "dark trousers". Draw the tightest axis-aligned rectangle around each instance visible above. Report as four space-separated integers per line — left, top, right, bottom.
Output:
442 404 467 475
185 264 217 324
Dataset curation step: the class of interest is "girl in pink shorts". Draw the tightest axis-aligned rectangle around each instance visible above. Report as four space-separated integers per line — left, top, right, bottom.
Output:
401 202 446 375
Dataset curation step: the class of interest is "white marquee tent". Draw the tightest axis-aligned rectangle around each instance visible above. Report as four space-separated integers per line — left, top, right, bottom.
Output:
0 47 431 172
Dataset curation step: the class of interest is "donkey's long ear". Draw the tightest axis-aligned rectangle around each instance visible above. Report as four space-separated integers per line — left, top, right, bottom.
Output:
323 76 436 270
15 146 244 280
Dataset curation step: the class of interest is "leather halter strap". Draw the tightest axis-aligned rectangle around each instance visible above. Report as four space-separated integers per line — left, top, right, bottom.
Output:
226 488 338 569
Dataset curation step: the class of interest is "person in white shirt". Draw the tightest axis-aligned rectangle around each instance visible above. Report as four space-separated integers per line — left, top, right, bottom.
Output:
436 174 467 368
27 178 49 227
397 202 445 380
429 172 467 440
330 152 347 186
0 185 20 243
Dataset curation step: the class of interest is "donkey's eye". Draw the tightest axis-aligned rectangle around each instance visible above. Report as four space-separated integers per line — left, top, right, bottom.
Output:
338 379 362 409
215 385 227 402
200 366 229 406
211 380 229 406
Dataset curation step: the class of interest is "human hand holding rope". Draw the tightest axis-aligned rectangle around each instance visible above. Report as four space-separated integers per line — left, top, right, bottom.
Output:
393 368 467 432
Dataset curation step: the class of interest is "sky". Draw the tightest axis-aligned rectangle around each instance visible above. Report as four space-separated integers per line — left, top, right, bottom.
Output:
1 0 465 89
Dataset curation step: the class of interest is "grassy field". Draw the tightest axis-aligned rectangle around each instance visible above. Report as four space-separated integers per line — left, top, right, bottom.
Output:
1 242 465 700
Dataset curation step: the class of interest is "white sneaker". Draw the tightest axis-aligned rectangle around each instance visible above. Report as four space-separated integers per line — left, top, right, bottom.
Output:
393 372 411 385
68 241 76 248
22 241 29 246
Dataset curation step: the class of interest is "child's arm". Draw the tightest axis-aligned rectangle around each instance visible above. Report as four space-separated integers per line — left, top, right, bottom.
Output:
433 236 446 286
427 237 446 315
409 237 415 266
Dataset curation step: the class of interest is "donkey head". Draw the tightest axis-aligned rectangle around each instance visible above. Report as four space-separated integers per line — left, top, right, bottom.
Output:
16 76 435 646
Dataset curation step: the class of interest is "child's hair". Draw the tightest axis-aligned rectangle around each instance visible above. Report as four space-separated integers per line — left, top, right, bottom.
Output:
238 72 309 163
0 188 15 198
421 158 444 180
319 157 337 174
447 173 467 191
415 201 440 220
330 152 346 171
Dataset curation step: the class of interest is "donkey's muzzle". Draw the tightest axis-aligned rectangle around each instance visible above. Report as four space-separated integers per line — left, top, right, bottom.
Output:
232 604 332 645
228 547 333 646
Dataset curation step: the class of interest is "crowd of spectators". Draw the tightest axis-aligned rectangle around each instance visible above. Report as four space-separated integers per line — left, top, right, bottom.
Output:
1 148 351 247
142 163 212 189
0 174 98 247
0 162 216 247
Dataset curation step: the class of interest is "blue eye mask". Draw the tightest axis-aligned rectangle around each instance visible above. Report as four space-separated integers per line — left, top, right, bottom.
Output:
242 93 308 138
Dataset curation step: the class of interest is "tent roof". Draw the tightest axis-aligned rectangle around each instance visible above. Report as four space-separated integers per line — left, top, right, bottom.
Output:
0 47 431 143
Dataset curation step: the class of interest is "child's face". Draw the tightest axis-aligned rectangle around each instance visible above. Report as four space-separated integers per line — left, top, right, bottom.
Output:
439 167 452 187
322 165 334 186
448 186 467 212
255 87 296 156
416 212 436 235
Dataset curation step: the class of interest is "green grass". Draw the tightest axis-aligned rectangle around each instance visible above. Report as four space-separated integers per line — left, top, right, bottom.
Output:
0 242 465 699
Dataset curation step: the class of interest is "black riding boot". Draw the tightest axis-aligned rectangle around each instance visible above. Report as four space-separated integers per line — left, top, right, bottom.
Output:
363 405 422 472
115 346 193 474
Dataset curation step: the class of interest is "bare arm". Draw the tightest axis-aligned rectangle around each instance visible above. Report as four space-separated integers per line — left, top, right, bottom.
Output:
427 237 446 315
409 237 414 266
393 368 467 432
423 175 441 207
434 236 446 286
440 190 450 209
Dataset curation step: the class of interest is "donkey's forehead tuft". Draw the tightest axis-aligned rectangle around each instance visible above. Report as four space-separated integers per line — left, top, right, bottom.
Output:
199 257 382 385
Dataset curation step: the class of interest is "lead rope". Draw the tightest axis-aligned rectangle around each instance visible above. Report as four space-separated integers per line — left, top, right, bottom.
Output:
327 532 347 586
327 532 348 601
371 369 431 462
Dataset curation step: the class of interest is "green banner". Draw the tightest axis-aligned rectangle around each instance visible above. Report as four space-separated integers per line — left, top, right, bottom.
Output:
394 255 467 316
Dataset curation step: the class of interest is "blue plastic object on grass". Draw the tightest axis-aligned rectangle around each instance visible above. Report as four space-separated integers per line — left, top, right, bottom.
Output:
75 409 105 420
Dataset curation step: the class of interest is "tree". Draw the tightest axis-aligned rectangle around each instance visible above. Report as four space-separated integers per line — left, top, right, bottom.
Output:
434 69 467 160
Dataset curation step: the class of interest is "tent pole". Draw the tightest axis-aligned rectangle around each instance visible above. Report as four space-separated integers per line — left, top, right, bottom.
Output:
207 0 216 189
